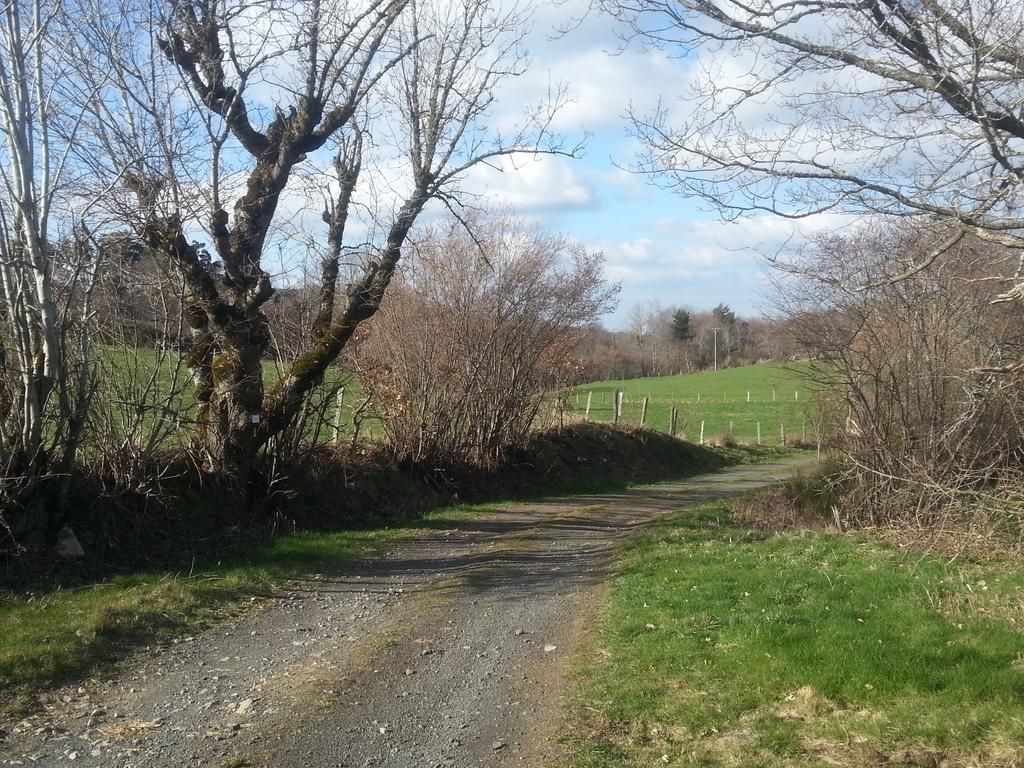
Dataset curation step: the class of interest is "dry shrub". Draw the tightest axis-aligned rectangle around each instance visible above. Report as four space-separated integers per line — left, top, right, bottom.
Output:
778 223 1024 540
354 215 618 468
734 468 1024 562
710 429 738 448
85 240 195 494
0 232 105 541
730 470 843 532
731 487 828 531
860 482 1024 562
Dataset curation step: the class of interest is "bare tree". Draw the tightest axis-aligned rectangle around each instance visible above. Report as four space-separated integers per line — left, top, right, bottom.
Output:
259 0 574 457
606 0 1024 312
128 0 413 490
626 303 652 376
77 0 572 496
0 0 117 534
779 222 1024 527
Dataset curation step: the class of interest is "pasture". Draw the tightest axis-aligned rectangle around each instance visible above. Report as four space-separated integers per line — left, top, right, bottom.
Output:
92 345 371 446
89 349 820 453
571 363 818 446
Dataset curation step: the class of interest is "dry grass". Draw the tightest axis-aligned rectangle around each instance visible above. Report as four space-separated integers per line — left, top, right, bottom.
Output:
729 486 835 532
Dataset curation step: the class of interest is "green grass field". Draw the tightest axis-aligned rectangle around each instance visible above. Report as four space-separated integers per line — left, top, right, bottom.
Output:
562 499 1024 767
571 364 818 446
93 345 373 446
93 348 820 449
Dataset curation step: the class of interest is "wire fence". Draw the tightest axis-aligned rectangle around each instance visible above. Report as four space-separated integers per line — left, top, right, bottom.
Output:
539 386 821 449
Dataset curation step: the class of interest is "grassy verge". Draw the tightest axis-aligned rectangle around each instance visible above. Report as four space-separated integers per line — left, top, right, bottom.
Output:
563 499 1024 767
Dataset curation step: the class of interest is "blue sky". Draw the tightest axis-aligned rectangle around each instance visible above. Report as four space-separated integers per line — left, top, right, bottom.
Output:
256 0 844 329
457 2 828 328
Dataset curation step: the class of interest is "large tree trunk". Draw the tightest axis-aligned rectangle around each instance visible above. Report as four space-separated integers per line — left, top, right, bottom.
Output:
205 313 271 488
143 220 270 489
144 189 424 496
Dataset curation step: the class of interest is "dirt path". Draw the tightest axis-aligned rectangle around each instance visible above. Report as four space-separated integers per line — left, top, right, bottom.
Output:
1 456 812 768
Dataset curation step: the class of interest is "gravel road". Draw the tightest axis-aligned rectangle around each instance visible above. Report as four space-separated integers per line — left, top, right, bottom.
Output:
1 456 812 768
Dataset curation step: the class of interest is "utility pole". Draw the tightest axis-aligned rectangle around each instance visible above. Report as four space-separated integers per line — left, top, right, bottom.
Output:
712 327 719 372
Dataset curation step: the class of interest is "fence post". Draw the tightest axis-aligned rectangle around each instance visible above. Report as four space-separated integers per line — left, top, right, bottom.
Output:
670 406 678 436
728 421 733 441
585 391 592 421
756 421 761 446
640 396 649 426
780 423 786 446
332 386 346 445
699 420 705 445
613 390 622 425
795 390 799 401
747 391 750 402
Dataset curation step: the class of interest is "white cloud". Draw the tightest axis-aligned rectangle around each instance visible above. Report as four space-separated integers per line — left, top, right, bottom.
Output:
531 48 685 132
486 0 692 137
461 154 596 211
588 212 856 323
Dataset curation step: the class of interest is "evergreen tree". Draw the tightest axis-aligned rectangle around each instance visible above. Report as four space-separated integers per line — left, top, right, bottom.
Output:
712 303 736 327
671 309 694 341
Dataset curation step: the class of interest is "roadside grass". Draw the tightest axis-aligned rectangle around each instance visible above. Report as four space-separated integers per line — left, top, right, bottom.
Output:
563 500 1024 767
573 364 817 445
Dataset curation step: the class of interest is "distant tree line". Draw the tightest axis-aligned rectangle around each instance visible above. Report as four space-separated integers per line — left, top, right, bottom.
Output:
575 302 799 381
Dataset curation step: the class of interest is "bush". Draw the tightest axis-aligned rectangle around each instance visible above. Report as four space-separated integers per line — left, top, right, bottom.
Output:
355 215 617 469
781 224 1024 533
